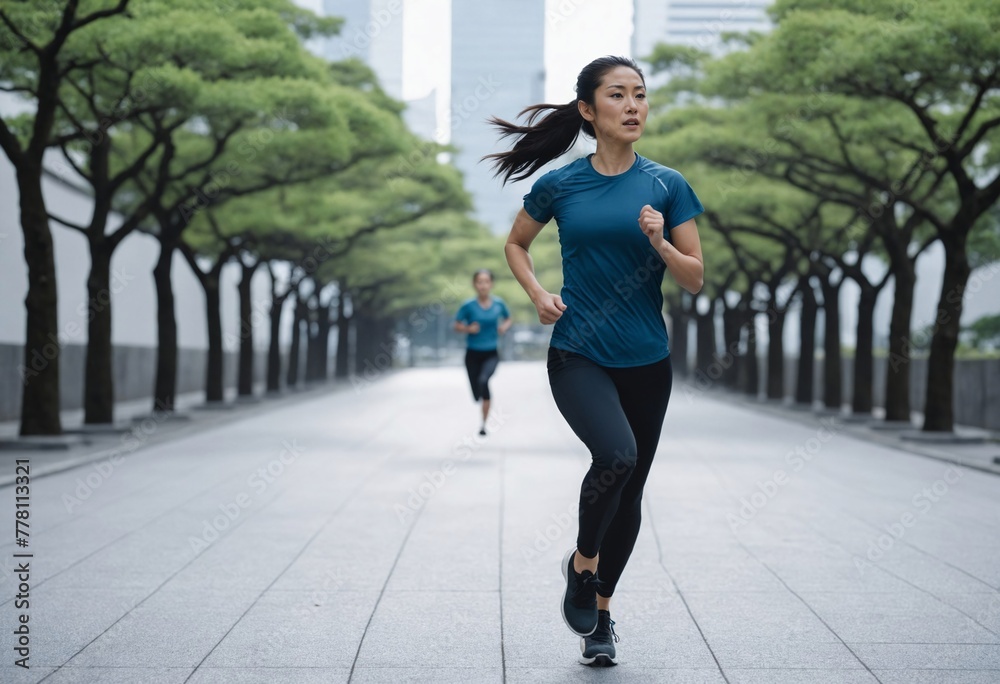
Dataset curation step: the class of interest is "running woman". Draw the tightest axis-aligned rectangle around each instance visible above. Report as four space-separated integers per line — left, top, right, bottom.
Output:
454 269 512 435
486 56 704 666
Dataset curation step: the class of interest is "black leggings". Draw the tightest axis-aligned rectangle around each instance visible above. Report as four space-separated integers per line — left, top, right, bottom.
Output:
547 346 673 597
465 349 499 401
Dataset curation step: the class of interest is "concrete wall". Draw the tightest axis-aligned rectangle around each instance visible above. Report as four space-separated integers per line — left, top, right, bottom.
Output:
774 355 1000 431
0 343 290 422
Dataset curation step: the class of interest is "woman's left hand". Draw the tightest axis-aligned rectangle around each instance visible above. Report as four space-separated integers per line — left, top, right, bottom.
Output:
638 204 665 247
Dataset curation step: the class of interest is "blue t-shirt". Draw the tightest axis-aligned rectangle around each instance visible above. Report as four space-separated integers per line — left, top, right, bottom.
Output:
523 153 703 367
455 297 511 351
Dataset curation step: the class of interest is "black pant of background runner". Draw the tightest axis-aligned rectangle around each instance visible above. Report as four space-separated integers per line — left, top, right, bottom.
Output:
465 348 499 401
547 346 673 598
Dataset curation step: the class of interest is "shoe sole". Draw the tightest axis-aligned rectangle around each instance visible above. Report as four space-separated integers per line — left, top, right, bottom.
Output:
560 547 597 637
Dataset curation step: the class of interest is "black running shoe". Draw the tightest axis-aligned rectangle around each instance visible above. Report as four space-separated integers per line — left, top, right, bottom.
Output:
479 426 487 436
560 547 601 636
580 609 618 666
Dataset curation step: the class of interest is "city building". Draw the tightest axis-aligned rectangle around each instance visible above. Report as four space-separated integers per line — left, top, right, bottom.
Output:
450 0 546 234
321 0 405 99
633 0 773 78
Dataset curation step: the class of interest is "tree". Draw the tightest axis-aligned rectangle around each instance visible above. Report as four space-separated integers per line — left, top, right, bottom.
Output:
0 0 132 435
737 0 1000 430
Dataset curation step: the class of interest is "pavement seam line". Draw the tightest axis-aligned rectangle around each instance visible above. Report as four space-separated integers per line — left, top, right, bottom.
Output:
0 453 283 609
645 496 732 684
346 471 431 682
35 461 302 681
695 452 886 683
184 443 404 683
787 503 1000 641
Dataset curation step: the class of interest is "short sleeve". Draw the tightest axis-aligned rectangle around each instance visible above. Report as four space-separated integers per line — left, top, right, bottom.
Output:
523 171 558 224
499 300 510 319
663 170 704 230
454 301 469 322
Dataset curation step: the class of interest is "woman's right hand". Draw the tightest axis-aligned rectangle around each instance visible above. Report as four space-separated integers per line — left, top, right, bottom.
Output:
532 291 567 325
466 322 481 334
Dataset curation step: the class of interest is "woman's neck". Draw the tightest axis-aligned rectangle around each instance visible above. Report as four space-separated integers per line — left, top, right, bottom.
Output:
590 144 635 176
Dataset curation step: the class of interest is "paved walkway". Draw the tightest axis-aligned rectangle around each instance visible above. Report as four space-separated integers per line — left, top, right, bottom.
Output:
1 362 998 683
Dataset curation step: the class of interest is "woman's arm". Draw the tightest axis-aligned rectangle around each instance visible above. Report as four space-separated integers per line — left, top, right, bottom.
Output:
453 321 480 334
504 208 567 324
498 317 513 335
638 206 704 294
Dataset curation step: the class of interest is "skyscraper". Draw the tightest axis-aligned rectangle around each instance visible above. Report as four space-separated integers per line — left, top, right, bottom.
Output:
450 0 546 234
633 0 772 70
321 0 404 99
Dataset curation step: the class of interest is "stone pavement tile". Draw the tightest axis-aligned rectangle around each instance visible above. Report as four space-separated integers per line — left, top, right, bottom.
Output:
765 561 915 594
725 669 879 684
849 643 1000 669
872 552 999 595
873 669 1000 683
201 590 379 668
387 513 499 592
36 511 208 592
349 667 503 683
42 666 194 683
161 516 328 593
665 553 788 593
938 592 1000 633
353 591 500 668
187 667 350 683
388 463 500 591
707 640 865 669
799 591 1000 644
0 667 57 683
0 587 152 667
682 591 840 643
64 589 259 667
505 667 726 683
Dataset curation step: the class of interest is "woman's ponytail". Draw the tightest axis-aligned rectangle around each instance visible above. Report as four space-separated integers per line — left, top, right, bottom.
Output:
482 55 644 186
483 102 583 185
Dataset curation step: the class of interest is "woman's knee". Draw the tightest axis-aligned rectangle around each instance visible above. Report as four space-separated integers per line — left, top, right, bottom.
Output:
592 440 637 476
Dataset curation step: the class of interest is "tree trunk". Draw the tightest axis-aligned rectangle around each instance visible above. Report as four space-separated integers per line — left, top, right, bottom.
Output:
851 286 878 415
884 259 916 422
745 310 760 397
335 289 350 379
286 295 303 389
721 304 742 389
695 298 717 378
766 306 786 400
818 275 842 410
83 241 116 424
266 288 287 394
795 279 818 406
923 238 969 432
316 302 333 381
237 261 259 397
16 164 62 435
205 275 225 402
668 294 689 377
153 227 179 412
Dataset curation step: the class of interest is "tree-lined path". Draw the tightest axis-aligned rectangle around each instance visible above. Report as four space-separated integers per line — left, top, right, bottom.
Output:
1 362 998 683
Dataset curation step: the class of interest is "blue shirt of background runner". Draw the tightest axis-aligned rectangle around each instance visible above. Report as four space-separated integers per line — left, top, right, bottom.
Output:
455 297 511 351
523 153 704 367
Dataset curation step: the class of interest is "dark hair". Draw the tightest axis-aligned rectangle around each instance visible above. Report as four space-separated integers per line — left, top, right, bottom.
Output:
472 268 494 283
483 56 644 185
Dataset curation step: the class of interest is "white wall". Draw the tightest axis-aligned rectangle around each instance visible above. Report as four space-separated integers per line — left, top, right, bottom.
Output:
0 154 277 353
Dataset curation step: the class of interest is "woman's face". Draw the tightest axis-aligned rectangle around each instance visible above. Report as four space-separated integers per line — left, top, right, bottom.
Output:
579 65 647 147
474 273 493 297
